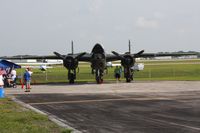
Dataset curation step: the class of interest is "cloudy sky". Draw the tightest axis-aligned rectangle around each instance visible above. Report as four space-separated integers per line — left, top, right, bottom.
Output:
0 0 199 56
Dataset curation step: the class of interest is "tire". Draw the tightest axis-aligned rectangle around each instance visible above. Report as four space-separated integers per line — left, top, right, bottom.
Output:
126 77 131 82
69 73 75 84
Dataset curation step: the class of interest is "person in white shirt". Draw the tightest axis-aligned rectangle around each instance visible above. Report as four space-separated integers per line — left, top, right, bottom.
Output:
11 69 17 81
0 74 4 88
0 68 5 88
27 67 33 76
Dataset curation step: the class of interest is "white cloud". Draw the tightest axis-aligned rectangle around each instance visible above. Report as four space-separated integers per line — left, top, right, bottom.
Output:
136 17 159 29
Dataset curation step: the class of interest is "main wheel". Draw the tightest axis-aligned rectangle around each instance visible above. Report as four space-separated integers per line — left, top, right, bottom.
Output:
126 77 131 82
95 69 103 84
69 73 74 84
96 77 102 84
124 67 132 83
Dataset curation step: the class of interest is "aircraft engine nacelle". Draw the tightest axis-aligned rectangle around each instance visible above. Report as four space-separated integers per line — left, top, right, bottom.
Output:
121 55 135 68
63 56 78 70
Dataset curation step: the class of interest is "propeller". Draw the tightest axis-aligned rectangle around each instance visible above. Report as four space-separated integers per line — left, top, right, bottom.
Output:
112 51 134 67
112 41 144 67
112 49 144 59
53 51 86 70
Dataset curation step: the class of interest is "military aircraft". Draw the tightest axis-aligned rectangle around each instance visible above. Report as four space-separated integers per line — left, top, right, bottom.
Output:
1 40 196 84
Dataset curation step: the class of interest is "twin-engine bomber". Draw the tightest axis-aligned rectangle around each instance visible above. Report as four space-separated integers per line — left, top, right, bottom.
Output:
1 41 196 84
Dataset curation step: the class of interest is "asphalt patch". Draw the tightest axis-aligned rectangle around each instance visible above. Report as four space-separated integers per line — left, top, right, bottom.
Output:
15 93 200 133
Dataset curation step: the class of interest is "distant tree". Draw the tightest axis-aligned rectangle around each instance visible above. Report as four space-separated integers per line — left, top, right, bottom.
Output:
177 51 184 53
187 51 198 53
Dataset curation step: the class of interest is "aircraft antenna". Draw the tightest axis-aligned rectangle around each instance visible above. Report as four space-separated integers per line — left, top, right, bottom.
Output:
71 40 74 54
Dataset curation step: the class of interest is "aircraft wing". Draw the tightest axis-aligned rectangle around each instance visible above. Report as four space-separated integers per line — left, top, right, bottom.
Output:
1 52 196 62
105 52 196 62
106 54 121 62
0 55 60 60
1 53 93 62
137 52 197 58
78 53 92 62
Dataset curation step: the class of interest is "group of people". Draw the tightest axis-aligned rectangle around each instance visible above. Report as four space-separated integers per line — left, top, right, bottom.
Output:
0 68 17 88
1 65 128 91
0 67 32 92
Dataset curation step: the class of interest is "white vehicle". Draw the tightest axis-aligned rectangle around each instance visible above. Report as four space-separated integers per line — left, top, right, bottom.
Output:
131 63 144 71
106 62 121 67
21 64 53 71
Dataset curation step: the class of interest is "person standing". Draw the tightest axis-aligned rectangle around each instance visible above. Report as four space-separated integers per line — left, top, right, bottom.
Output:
24 69 31 92
11 68 17 88
0 73 4 88
27 67 33 76
119 66 123 78
0 68 4 88
114 66 122 81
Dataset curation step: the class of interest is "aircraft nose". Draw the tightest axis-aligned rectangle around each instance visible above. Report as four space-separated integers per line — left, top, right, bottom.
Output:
96 55 101 59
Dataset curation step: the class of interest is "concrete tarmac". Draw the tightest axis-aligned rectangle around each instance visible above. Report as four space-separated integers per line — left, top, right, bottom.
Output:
5 81 200 133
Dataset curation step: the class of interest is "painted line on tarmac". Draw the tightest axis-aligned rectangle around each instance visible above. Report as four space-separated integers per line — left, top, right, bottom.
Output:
28 97 171 105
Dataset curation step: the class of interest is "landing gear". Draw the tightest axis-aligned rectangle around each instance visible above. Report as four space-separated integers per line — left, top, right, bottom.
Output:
68 69 76 84
124 67 133 83
95 69 103 84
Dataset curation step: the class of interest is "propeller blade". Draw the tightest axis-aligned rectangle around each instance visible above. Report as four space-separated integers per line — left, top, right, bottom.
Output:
71 40 74 54
53 52 65 59
112 51 124 60
112 51 121 56
128 40 131 54
134 50 145 57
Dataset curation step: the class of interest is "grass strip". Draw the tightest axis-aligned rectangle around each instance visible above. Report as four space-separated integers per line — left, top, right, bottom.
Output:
0 98 72 133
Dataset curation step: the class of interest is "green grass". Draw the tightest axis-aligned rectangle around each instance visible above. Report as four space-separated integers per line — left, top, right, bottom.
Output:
134 64 200 81
0 98 72 133
16 59 200 84
138 59 200 64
